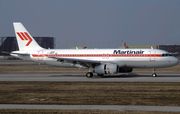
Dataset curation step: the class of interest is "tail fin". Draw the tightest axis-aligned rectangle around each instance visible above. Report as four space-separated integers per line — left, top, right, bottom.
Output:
13 22 43 51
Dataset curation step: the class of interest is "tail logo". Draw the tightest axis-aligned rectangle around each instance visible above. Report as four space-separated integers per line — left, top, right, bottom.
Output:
16 32 33 46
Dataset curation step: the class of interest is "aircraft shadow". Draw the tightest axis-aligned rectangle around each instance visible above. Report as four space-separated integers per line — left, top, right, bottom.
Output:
95 73 147 78
49 73 180 78
96 73 180 78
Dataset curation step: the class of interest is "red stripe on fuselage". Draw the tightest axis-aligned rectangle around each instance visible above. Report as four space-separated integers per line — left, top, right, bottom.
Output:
31 54 162 57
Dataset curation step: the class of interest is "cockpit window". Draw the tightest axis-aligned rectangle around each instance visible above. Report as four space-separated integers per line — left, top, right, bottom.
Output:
162 53 172 57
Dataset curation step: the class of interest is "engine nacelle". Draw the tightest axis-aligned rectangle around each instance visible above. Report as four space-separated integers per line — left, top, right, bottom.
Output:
93 64 119 74
119 68 133 73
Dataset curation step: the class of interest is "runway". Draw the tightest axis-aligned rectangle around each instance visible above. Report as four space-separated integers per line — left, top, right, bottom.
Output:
0 73 180 82
0 105 180 112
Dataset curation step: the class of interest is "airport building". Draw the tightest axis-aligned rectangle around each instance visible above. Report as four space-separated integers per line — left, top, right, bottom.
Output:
121 42 180 56
0 36 55 56
158 45 180 56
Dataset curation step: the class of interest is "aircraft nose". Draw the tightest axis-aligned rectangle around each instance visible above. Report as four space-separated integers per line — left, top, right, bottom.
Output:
172 57 179 66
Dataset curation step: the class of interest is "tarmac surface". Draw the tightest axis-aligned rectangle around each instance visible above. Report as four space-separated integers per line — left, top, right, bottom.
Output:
0 73 180 82
1 73 180 112
0 105 180 112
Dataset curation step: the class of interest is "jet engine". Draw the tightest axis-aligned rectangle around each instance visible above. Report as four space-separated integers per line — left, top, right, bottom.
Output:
93 64 119 74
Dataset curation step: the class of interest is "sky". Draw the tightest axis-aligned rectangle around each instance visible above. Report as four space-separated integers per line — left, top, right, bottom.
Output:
0 0 180 49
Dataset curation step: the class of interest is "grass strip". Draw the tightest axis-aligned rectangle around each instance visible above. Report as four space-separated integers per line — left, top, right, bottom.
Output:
0 82 180 106
0 109 179 114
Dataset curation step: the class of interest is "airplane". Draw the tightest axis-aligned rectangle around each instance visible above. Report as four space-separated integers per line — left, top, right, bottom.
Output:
11 22 179 78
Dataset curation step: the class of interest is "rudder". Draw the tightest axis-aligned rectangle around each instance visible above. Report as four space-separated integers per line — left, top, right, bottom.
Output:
13 22 43 51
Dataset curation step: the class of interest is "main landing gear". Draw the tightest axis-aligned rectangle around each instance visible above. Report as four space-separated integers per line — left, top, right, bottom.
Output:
86 72 93 78
152 68 157 77
86 72 104 78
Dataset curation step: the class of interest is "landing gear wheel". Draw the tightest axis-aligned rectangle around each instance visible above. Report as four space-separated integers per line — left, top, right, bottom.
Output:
97 74 104 77
152 68 157 78
152 73 157 77
86 72 93 78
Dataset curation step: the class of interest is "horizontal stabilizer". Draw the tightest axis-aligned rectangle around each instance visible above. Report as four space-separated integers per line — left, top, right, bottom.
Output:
11 51 30 56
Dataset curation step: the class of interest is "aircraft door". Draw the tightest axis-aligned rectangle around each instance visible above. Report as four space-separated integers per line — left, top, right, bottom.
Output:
38 51 44 61
149 50 156 61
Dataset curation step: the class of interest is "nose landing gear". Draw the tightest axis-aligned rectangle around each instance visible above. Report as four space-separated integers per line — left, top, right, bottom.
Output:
152 68 157 77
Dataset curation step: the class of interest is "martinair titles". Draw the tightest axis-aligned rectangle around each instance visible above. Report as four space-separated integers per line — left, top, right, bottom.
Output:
113 50 144 54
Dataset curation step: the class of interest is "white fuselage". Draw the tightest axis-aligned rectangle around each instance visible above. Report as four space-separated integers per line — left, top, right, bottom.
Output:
16 48 179 69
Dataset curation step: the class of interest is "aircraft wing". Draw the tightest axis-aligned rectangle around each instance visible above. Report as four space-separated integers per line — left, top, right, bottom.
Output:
49 57 102 68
